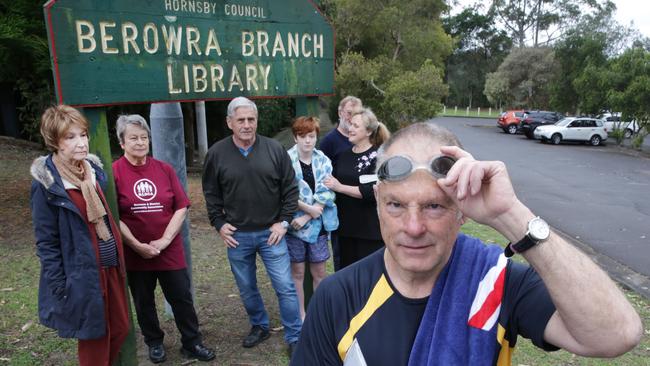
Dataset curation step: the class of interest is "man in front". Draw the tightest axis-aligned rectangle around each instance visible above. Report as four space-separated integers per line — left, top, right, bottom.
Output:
202 97 302 354
291 123 642 365
318 96 361 270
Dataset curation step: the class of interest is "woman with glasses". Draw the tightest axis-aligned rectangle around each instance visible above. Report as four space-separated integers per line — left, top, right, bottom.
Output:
324 108 390 269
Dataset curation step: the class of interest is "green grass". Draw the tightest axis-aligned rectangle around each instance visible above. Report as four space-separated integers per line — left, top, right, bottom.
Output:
441 106 502 119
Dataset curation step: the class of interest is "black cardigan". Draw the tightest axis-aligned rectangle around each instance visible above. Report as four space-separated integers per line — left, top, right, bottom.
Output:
332 146 382 240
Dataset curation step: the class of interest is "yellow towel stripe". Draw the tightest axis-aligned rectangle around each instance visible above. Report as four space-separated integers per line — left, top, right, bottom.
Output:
337 274 394 361
496 323 514 366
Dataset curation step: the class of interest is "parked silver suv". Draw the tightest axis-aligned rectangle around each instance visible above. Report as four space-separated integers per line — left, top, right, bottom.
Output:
597 112 639 139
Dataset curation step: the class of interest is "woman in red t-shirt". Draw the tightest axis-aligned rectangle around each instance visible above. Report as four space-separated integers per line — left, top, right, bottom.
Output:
112 114 214 363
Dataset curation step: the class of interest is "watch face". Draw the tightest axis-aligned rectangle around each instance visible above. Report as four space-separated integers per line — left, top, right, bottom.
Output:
529 217 550 241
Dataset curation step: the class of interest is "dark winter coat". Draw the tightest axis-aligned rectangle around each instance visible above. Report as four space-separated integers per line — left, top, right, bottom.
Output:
29 154 125 339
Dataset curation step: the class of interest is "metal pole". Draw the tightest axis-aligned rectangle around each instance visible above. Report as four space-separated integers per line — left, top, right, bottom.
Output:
195 101 208 164
150 103 194 315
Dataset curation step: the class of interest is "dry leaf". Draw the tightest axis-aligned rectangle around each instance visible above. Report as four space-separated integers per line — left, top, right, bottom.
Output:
21 321 33 332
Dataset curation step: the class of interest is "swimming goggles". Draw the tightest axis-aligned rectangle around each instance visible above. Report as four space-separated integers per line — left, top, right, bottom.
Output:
377 155 456 182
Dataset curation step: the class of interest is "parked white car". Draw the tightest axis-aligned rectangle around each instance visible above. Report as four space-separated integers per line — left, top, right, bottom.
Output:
534 117 608 146
597 112 640 138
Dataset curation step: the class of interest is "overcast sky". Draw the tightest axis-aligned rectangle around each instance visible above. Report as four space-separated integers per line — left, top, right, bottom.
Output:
450 0 650 39
614 0 650 38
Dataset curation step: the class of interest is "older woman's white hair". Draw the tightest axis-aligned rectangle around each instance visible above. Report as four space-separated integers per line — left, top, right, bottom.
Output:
116 114 151 145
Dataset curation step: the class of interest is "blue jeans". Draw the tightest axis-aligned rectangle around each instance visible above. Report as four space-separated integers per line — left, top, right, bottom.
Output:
228 230 302 344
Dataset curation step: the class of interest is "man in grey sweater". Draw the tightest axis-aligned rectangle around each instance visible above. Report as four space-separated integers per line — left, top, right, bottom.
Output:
202 97 301 355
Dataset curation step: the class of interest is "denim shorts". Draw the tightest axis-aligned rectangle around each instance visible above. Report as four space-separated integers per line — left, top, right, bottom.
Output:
286 234 330 263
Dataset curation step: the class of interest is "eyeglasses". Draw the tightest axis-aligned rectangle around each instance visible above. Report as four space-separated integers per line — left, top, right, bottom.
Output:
377 155 456 182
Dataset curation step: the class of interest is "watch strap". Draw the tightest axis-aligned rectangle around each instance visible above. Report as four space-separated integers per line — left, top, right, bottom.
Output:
504 235 537 257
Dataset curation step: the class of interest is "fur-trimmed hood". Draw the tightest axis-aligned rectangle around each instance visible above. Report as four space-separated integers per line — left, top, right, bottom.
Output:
30 153 103 189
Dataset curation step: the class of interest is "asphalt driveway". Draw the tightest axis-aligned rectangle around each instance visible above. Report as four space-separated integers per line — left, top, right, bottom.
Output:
431 117 650 295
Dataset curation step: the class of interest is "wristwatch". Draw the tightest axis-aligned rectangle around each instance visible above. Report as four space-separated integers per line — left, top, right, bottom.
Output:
504 216 550 257
280 220 290 230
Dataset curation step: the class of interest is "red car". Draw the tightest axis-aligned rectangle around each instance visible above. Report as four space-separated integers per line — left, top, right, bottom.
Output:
497 110 524 134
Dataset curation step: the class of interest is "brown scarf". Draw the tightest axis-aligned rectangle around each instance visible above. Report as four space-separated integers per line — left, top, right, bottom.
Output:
52 153 112 241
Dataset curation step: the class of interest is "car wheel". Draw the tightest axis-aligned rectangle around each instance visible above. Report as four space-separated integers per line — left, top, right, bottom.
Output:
590 135 601 146
507 124 518 134
624 128 633 139
551 134 561 145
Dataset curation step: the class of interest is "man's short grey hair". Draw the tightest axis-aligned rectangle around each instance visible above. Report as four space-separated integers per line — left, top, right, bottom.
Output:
376 122 463 168
338 96 362 111
116 114 151 145
227 96 258 117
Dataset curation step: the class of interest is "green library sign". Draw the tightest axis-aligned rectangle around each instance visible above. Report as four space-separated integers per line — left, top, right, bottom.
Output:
44 0 334 106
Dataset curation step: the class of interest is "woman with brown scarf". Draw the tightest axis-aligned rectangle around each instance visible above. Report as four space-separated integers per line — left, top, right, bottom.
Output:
29 105 129 365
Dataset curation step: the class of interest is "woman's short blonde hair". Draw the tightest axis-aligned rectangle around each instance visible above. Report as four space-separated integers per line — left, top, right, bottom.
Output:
40 105 89 152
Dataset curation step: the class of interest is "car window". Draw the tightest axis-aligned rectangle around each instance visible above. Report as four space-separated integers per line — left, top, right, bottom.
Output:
515 112 524 117
585 120 596 127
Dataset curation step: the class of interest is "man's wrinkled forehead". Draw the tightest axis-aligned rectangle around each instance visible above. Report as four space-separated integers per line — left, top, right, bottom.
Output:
384 136 442 163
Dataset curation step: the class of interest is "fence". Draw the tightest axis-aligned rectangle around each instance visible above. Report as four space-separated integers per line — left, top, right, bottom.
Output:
441 106 502 118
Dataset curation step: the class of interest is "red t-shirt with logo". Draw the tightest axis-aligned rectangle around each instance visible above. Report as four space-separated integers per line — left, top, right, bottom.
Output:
113 156 190 271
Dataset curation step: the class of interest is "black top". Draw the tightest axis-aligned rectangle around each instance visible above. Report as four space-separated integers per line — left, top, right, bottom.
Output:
300 160 327 236
332 146 382 240
300 160 315 192
291 248 557 366
202 134 298 231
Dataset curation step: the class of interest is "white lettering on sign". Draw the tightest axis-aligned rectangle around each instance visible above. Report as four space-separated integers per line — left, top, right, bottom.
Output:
122 22 140 54
75 20 324 59
166 62 271 94
224 4 266 19
241 31 324 58
70 17 328 97
164 0 219 15
99 21 119 54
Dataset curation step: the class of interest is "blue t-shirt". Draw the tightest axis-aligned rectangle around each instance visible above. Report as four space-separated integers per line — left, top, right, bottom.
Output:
318 128 352 170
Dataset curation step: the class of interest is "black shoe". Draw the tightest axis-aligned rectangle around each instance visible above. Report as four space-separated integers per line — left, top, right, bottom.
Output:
242 325 270 348
288 341 298 358
148 344 166 363
180 343 216 362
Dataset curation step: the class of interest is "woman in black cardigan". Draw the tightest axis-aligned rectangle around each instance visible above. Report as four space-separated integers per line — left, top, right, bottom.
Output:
324 107 390 269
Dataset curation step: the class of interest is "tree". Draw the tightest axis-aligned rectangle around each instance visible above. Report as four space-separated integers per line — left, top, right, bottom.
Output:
0 0 53 140
322 0 452 127
483 71 510 109
444 6 512 108
550 30 608 114
489 0 615 47
484 47 558 108
605 47 650 146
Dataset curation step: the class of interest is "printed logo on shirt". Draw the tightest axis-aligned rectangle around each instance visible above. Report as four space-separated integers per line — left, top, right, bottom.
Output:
133 178 157 201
